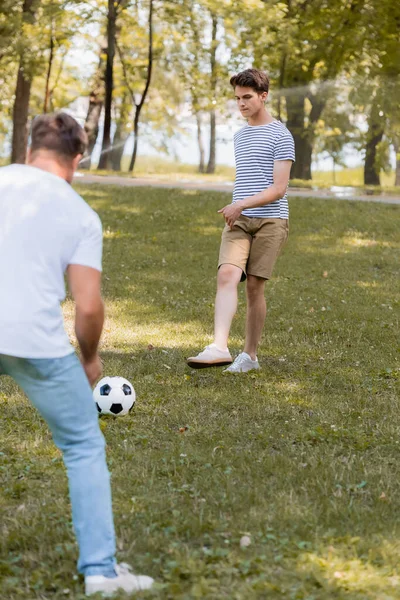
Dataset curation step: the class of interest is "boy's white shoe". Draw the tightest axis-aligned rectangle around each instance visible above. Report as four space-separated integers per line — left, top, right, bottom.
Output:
85 563 154 596
223 352 260 373
187 343 232 369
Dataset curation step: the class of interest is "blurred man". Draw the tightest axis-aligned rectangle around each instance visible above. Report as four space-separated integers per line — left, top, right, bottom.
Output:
187 69 295 372
0 113 153 596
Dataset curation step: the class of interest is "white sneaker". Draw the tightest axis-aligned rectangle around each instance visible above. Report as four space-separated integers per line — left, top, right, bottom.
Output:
223 352 260 373
187 343 232 369
85 563 154 596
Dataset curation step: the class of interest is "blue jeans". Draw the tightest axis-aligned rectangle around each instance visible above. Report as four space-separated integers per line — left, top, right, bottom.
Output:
0 352 117 577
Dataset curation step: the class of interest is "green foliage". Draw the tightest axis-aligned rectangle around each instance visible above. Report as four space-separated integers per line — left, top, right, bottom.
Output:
1 0 400 178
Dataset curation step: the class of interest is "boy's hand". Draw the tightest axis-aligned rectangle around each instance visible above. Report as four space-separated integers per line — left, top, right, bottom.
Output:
218 201 244 229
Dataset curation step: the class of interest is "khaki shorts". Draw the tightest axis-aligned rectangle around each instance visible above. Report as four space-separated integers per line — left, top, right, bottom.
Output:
218 215 289 281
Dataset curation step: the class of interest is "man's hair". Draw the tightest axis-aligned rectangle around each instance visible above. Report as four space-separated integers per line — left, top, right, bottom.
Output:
230 68 270 94
30 112 88 161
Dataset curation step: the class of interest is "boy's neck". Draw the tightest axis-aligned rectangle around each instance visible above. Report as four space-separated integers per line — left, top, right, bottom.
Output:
248 108 275 127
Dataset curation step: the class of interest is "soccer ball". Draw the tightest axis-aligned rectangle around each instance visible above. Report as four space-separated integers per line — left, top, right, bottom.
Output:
93 376 136 416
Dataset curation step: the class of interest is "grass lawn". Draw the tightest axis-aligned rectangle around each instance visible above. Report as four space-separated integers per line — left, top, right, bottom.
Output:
1 186 399 599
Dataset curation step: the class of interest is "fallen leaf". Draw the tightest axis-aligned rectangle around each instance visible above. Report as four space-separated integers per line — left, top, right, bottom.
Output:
323 271 328 278
147 344 154 350
179 426 189 433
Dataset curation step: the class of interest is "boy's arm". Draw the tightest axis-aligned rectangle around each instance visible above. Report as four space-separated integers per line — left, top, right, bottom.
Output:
218 160 293 229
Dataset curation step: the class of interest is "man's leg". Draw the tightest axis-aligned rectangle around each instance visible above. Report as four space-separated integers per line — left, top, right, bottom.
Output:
243 274 266 360
0 353 116 577
214 264 243 350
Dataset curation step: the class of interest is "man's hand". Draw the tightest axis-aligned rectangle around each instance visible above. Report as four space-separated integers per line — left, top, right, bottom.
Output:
81 354 103 386
218 201 244 229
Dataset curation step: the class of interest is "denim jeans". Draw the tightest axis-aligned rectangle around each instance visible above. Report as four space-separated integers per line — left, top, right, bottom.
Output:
0 352 117 577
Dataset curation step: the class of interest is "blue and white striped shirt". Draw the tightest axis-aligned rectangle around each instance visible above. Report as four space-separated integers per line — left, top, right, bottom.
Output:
233 120 295 219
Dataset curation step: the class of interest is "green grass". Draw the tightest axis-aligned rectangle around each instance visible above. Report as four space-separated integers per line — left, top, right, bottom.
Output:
1 186 400 599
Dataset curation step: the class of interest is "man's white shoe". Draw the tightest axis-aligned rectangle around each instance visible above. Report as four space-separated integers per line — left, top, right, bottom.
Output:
223 352 260 373
187 343 232 369
85 563 154 596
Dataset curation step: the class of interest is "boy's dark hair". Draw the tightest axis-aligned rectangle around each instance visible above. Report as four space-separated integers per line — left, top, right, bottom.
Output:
230 68 270 94
30 112 88 161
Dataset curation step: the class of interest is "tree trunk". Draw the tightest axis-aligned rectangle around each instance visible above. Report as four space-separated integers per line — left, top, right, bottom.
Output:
277 52 287 121
110 124 126 171
206 13 218 174
207 110 216 174
285 91 312 180
11 0 38 164
111 95 129 171
98 0 117 170
195 111 205 173
11 68 32 164
43 22 54 113
395 140 400 186
129 111 140 172
128 0 153 173
83 97 103 169
81 40 107 169
364 100 384 186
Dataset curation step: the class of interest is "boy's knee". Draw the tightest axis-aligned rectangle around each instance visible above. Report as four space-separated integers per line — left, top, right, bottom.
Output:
246 276 266 299
217 264 242 287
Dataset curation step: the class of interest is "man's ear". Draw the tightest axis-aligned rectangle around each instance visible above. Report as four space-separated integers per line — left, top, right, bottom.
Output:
26 147 32 164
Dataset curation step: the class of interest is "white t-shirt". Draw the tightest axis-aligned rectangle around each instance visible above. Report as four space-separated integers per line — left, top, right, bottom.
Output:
0 164 102 359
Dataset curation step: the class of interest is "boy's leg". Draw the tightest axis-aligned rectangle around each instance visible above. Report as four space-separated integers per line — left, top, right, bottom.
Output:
187 220 251 368
214 219 252 349
0 353 116 577
243 218 288 361
243 275 266 360
214 264 243 350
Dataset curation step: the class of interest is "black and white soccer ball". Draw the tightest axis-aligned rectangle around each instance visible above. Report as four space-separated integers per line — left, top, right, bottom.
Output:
93 376 136 416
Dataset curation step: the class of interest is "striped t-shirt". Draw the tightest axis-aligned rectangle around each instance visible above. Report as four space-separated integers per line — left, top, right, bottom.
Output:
233 120 295 219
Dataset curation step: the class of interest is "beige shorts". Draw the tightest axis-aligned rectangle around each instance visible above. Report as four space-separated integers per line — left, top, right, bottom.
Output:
218 215 289 281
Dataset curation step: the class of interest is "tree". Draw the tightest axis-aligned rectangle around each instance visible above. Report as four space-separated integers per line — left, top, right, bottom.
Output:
110 91 130 171
116 0 154 173
11 0 40 164
206 11 218 173
233 0 368 180
81 39 107 169
98 0 128 170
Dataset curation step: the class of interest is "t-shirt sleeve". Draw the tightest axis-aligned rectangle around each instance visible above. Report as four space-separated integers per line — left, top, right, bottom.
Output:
69 211 103 272
274 127 296 162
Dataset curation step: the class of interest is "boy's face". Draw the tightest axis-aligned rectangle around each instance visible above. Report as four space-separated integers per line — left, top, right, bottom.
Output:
234 86 268 119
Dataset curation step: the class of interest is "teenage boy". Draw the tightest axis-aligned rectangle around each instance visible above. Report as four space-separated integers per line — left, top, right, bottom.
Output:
0 113 154 596
187 68 295 372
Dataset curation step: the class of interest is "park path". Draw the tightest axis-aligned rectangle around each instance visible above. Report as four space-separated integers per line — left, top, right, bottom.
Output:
74 173 400 206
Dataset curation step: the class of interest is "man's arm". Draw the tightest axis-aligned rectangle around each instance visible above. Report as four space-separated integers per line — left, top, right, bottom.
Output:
218 160 293 229
67 264 104 385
